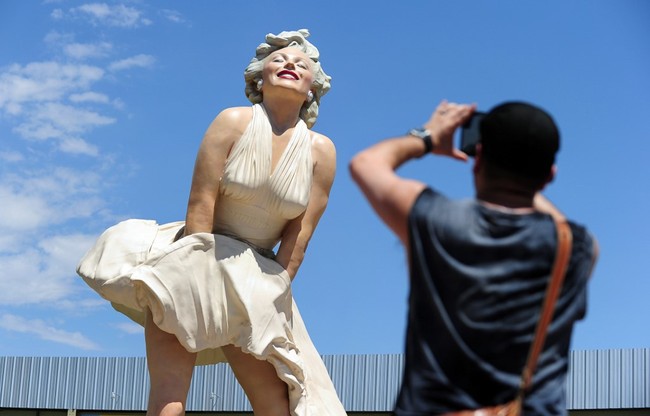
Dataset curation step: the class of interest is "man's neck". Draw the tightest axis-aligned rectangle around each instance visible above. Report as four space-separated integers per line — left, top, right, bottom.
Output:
476 188 536 213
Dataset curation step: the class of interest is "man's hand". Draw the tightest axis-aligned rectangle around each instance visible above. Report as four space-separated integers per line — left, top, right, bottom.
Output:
423 100 476 161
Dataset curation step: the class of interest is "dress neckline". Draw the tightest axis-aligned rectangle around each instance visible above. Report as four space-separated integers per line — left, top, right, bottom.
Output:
255 104 309 178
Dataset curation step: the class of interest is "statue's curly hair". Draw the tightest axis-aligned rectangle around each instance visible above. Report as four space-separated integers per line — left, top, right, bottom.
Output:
244 29 331 128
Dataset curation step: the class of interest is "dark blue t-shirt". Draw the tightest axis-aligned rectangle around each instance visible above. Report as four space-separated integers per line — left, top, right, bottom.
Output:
395 188 594 416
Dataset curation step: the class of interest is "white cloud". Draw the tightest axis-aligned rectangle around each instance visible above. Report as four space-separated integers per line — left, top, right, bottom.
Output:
51 8 64 19
40 233 99 279
44 31 73 46
64 41 113 60
44 31 113 61
160 9 186 24
69 91 110 104
0 233 21 253
0 232 100 305
0 168 105 233
0 60 118 154
0 185 51 230
111 97 125 110
0 151 24 163
72 3 151 28
9 101 112 155
4 102 22 115
0 247 71 303
0 314 99 350
113 322 143 335
109 54 156 72
0 61 104 110
59 136 99 156
55 297 106 311
15 102 115 138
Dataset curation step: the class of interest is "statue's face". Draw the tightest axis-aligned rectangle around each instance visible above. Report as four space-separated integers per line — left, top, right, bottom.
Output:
261 47 314 100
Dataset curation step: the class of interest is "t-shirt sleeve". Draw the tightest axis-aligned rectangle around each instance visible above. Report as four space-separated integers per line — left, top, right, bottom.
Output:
407 187 449 256
408 187 445 228
565 222 596 320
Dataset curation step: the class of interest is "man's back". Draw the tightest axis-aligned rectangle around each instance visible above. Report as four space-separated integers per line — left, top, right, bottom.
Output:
395 188 595 415
350 100 599 416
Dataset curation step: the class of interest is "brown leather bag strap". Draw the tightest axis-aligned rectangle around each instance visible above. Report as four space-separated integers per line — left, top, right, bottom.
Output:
518 218 573 393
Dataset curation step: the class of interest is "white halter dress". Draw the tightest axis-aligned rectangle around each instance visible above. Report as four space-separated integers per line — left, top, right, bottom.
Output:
77 104 347 416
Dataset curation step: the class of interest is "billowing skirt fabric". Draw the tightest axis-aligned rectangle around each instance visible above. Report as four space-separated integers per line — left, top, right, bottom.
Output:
77 219 346 416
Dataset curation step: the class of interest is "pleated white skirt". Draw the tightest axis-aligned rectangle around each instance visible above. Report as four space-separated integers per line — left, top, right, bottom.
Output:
77 219 346 415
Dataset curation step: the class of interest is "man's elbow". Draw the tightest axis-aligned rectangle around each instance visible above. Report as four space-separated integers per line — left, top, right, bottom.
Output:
349 151 372 186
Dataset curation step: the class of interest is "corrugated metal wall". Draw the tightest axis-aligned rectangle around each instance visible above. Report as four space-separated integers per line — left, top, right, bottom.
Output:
566 349 649 410
1 350 648 412
323 354 402 411
0 357 149 411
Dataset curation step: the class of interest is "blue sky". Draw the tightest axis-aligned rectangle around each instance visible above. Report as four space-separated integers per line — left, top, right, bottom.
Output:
0 1 648 358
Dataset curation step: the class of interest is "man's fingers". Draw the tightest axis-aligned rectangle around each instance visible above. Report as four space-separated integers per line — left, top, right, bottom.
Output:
452 149 469 162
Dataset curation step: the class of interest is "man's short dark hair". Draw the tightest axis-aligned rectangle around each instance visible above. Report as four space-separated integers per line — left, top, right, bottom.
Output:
480 102 560 184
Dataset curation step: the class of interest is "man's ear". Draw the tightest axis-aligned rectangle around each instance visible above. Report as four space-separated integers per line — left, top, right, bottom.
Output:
473 143 483 175
539 164 557 192
547 165 557 185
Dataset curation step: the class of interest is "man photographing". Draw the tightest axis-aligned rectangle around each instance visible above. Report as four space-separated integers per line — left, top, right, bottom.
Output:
350 100 598 415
